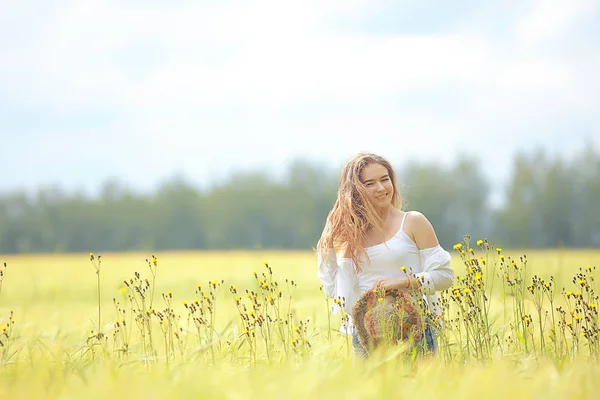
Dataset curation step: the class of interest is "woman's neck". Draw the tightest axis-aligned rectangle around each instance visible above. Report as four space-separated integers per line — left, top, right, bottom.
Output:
374 204 394 221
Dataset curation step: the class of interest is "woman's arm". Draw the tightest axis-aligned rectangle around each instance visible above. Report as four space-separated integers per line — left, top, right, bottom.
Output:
409 212 454 294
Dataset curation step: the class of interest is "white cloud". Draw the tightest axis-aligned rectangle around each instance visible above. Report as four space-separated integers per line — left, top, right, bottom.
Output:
0 0 599 194
515 0 598 45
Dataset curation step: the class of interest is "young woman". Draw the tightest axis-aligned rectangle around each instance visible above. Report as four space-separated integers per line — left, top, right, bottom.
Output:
316 153 454 357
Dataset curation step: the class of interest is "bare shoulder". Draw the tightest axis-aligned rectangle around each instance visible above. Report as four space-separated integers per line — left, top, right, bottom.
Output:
403 211 440 250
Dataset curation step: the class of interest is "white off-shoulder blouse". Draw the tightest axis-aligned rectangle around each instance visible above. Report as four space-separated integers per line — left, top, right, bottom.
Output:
317 212 454 332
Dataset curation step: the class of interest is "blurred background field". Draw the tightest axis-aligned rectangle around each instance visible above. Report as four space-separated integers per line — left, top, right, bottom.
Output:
2 248 599 335
1 249 600 398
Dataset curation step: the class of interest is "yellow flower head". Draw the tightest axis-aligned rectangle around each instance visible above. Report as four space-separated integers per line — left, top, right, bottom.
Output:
476 239 483 246
453 243 463 250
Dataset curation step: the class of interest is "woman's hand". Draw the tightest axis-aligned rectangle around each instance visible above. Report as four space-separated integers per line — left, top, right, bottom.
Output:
372 276 409 292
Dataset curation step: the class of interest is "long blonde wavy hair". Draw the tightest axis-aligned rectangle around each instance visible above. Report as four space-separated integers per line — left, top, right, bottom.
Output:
317 153 403 271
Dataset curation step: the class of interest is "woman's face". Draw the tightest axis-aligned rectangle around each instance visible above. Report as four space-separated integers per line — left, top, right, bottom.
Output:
359 163 394 207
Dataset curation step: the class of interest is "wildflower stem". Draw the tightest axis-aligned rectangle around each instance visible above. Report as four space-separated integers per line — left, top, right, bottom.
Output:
97 268 102 337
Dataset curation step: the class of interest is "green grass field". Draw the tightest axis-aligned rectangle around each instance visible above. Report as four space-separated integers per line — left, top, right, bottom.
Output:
1 246 600 399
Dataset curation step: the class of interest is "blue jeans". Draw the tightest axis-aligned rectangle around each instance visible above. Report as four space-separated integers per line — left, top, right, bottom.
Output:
352 324 437 358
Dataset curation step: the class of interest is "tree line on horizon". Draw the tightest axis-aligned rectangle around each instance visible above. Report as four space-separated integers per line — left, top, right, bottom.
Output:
0 146 599 254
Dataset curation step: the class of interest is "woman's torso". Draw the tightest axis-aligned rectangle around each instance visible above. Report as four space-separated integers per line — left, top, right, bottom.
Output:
337 212 422 297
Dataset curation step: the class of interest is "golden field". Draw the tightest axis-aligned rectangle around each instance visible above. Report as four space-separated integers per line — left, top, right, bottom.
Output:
1 246 600 399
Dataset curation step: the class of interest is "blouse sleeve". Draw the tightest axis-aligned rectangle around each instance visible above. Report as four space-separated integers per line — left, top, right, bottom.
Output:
317 249 360 315
416 245 454 295
317 248 338 299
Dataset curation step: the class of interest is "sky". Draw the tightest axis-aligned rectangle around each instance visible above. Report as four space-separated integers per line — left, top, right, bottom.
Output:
1 0 599 199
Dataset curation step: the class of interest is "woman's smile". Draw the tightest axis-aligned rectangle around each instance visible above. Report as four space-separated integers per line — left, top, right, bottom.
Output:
375 193 388 201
